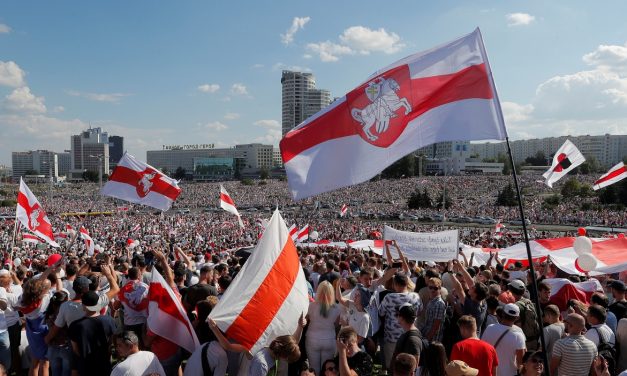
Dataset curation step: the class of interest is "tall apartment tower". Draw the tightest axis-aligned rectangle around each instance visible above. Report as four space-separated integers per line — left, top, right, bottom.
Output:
70 127 110 178
281 70 331 136
109 135 124 167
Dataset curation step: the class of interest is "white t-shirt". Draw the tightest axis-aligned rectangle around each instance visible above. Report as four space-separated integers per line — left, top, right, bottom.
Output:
63 279 76 299
481 323 526 376
183 341 227 376
584 323 615 347
54 301 85 328
346 302 370 339
307 302 340 341
0 288 8 332
111 351 165 376
1 284 21 327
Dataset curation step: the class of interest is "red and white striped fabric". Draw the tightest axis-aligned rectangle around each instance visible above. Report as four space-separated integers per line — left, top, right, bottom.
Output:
66 224 76 235
340 204 348 217
131 223 141 233
80 226 95 256
148 268 199 353
495 237 627 275
280 28 507 200
219 185 244 228
16 178 59 247
288 224 298 242
593 162 627 190
102 153 181 211
347 239 384 255
494 220 505 234
53 232 68 241
209 210 309 353
22 233 41 244
296 224 309 243
543 278 603 312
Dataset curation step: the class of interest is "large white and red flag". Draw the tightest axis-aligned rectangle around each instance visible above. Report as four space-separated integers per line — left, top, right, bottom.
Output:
542 140 585 188
297 224 309 243
16 178 59 247
21 233 41 244
79 226 95 256
280 28 508 200
148 268 199 353
340 204 348 217
543 278 603 311
219 185 244 228
102 153 181 211
209 209 309 354
593 162 627 191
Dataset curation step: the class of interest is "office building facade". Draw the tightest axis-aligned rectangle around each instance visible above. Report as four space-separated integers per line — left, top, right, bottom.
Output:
70 127 110 179
11 150 59 180
281 70 331 136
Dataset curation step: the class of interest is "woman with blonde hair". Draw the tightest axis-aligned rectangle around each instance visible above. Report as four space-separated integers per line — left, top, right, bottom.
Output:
306 281 340 375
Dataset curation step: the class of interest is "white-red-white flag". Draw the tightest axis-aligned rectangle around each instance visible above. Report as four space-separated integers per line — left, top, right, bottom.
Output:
219 185 244 228
288 224 298 242
66 224 76 235
126 238 139 249
16 178 59 247
80 226 95 256
102 153 181 211
209 209 309 354
297 224 309 243
340 204 348 217
542 140 585 188
494 220 505 234
148 268 199 353
544 278 603 312
593 162 627 191
22 233 41 244
280 28 508 200
131 223 141 233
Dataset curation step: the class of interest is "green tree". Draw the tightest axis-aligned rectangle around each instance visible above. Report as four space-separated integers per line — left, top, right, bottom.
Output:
382 155 415 178
560 178 581 198
497 153 512 175
259 168 270 180
173 167 186 180
496 183 517 206
407 188 432 209
82 170 98 182
577 156 601 174
542 194 561 209
525 151 547 166
436 192 453 209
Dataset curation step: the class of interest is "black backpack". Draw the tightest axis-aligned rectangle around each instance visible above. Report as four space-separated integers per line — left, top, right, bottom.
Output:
404 330 430 367
592 327 616 375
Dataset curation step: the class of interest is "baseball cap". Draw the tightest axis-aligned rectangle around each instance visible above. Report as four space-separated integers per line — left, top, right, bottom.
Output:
611 280 626 292
73 276 91 294
508 279 526 292
81 291 101 312
0 269 9 277
445 360 479 376
48 253 62 267
503 303 520 317
397 303 417 320
425 261 436 268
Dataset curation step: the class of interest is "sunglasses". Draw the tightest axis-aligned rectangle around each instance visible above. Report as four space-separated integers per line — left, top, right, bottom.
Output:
528 358 543 364
428 286 440 290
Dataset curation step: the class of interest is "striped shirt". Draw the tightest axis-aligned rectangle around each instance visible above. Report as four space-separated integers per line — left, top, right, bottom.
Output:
552 335 597 376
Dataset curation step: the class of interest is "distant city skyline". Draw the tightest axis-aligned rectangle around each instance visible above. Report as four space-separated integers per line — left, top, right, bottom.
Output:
2 1 627 165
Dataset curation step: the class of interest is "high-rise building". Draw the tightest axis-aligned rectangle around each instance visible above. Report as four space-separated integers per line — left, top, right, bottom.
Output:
470 134 627 168
109 135 124 166
57 152 71 177
281 70 331 136
70 127 110 180
11 150 59 180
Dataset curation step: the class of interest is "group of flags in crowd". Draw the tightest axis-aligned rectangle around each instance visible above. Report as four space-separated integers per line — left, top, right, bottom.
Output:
9 28 627 356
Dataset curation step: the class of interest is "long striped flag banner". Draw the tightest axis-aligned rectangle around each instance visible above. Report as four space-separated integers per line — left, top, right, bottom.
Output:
280 28 508 200
593 162 627 190
219 185 244 228
209 209 309 354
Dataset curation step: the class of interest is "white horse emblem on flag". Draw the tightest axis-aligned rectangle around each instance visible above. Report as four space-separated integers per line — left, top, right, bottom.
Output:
351 77 412 141
29 208 42 230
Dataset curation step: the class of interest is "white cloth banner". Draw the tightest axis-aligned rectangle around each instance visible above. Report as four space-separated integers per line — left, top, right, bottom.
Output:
384 226 459 262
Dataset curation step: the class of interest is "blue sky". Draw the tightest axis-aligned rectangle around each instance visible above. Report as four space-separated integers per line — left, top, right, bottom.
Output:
1 1 627 165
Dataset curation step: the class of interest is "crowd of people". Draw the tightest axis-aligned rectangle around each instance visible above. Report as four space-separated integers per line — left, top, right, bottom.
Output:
0 174 625 376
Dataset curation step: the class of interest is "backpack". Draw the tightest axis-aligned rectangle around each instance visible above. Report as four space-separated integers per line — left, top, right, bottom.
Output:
516 298 540 343
592 327 616 375
405 330 430 367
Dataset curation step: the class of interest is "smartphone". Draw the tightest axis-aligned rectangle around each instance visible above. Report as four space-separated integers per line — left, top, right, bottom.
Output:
392 261 403 268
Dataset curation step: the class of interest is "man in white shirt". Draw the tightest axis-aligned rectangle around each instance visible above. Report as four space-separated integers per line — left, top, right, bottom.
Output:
111 331 165 376
0 274 12 370
585 304 616 347
0 269 22 373
481 303 526 376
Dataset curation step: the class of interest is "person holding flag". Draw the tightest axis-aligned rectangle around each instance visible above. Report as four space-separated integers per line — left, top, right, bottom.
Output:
16 178 59 248
219 185 244 228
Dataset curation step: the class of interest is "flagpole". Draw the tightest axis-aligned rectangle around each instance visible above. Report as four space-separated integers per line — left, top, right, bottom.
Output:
476 27 550 373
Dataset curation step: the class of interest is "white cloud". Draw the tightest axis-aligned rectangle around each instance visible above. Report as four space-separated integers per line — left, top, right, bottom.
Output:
253 129 282 144
197 84 220 93
254 119 280 129
4 87 46 113
52 106 65 113
272 62 311 72
251 64 264 69
281 16 310 45
224 112 240 120
339 26 404 55
0 61 26 87
66 90 131 103
506 13 536 27
582 43 627 75
306 41 353 62
502 101 534 123
303 54 312 59
0 24 10 34
230 83 249 96
201 121 228 131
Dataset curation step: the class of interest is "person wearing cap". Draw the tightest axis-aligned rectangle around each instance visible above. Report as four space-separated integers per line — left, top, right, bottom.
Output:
508 278 540 351
68 290 117 376
481 303 526 376
445 360 478 376
111 331 165 376
450 315 498 376
550 313 597 376
608 280 626 321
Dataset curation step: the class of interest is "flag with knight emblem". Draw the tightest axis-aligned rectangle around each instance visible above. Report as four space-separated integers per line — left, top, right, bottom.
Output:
280 28 508 200
542 140 585 188
16 178 59 247
102 153 181 211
